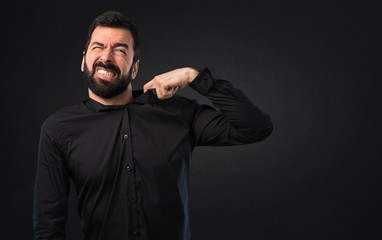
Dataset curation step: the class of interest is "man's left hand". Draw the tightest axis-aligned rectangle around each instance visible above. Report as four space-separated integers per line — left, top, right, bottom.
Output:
143 67 199 99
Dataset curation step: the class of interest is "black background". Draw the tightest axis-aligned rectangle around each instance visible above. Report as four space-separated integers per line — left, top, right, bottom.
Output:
1 0 381 239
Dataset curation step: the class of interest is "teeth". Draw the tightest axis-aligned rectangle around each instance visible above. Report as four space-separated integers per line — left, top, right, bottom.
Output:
98 69 115 77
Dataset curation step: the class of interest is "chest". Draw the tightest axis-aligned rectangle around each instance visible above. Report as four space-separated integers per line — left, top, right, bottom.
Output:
61 106 193 183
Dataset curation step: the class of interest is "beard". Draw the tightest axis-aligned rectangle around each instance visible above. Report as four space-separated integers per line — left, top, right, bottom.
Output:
83 61 133 99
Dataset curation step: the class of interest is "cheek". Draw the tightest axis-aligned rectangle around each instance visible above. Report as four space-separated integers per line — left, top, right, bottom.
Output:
117 60 133 75
87 51 102 64
85 56 96 69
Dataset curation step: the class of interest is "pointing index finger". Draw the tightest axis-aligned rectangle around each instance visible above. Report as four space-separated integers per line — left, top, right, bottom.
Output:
143 80 155 93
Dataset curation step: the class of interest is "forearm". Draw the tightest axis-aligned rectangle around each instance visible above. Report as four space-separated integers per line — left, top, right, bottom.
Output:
33 171 69 240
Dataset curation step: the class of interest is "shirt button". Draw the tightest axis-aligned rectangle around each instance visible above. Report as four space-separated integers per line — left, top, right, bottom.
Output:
126 165 131 171
123 134 129 139
128 198 136 204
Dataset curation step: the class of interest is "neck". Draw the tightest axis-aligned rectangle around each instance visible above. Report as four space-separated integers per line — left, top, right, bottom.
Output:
88 84 133 105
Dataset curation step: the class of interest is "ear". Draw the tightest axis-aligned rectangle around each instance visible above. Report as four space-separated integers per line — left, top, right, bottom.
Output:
81 51 85 72
131 60 140 79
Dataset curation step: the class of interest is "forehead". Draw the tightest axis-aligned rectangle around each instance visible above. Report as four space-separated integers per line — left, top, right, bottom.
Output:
90 26 134 46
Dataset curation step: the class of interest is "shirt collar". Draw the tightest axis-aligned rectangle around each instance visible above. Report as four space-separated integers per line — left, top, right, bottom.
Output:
84 89 159 112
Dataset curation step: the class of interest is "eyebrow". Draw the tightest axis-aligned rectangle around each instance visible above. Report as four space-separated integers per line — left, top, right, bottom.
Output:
90 41 130 50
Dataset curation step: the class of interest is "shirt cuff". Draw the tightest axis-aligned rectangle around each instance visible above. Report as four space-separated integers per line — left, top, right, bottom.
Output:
189 67 214 95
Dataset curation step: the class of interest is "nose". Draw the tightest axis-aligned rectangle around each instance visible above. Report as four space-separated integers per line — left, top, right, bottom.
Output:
99 48 114 63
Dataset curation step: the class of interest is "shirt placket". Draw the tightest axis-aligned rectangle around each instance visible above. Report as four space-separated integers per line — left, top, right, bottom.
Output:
122 106 142 239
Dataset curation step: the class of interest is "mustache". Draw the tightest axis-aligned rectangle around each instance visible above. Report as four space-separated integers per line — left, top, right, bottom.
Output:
93 62 121 75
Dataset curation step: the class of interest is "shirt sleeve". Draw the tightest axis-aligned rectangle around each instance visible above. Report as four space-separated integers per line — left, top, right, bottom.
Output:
33 116 70 239
190 68 273 146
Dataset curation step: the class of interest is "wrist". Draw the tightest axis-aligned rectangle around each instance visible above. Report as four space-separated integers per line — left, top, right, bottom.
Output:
187 68 199 83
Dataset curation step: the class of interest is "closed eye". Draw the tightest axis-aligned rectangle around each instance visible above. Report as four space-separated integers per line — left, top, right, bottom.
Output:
116 48 127 55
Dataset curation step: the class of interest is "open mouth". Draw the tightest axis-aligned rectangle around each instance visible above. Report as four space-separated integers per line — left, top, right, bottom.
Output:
95 67 117 81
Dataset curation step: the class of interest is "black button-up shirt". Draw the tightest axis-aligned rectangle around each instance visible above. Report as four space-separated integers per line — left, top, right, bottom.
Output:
33 68 273 240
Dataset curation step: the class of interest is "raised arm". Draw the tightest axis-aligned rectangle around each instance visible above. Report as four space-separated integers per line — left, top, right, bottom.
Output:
143 67 273 146
190 68 273 146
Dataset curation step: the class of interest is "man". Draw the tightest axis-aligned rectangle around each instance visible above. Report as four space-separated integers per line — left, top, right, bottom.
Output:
33 10 273 240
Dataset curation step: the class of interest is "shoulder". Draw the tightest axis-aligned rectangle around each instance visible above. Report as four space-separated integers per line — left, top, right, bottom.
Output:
169 94 199 106
51 101 90 118
156 94 202 112
142 94 203 124
41 101 87 132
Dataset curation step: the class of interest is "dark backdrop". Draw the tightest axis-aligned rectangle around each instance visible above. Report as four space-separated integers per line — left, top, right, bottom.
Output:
1 0 381 239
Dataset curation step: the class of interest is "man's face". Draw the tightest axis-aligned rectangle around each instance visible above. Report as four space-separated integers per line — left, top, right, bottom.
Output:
82 26 139 98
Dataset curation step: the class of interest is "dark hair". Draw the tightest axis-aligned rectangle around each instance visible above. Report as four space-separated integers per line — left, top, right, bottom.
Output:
84 11 140 63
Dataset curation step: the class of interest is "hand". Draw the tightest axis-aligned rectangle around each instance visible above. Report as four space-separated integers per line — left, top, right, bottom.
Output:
143 67 199 99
